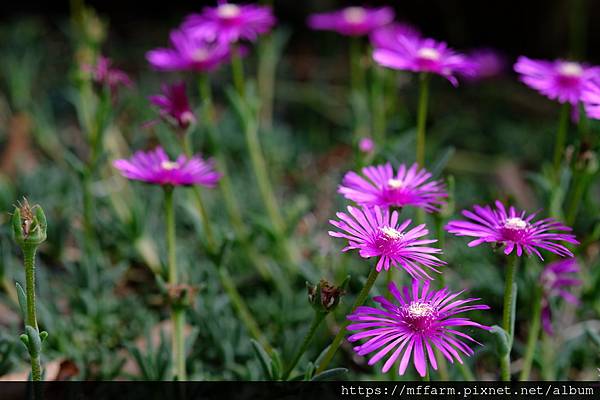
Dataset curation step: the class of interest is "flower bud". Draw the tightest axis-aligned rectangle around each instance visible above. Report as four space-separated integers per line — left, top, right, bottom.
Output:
11 198 47 248
307 277 349 314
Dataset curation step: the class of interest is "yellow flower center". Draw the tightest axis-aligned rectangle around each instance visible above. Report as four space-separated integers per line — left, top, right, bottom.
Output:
559 62 583 77
380 226 403 240
161 161 180 170
343 7 366 23
503 217 527 230
192 49 209 62
387 178 404 189
218 4 241 18
418 47 441 61
407 301 435 318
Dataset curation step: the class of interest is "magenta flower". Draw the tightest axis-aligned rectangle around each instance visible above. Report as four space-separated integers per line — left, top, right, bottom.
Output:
149 82 196 131
83 56 132 93
358 137 375 154
463 49 506 81
514 56 600 105
182 1 275 44
338 163 447 213
347 280 490 377
445 200 578 259
373 35 473 86
146 29 233 73
113 147 220 187
540 258 581 335
369 22 420 50
582 78 600 120
307 6 394 37
328 205 444 280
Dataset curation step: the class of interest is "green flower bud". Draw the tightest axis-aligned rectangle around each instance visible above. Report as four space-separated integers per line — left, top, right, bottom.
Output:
11 198 47 248
307 277 349 314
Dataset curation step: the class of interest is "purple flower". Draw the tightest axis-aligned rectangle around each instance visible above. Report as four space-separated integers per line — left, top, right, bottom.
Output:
83 56 133 93
372 35 473 86
113 147 220 187
514 56 600 105
307 6 394 37
182 1 275 44
338 163 447 213
369 22 421 50
146 29 233 73
358 137 375 154
445 200 578 259
149 82 196 131
328 205 444 280
540 258 581 335
347 280 490 377
582 78 600 120
463 49 506 81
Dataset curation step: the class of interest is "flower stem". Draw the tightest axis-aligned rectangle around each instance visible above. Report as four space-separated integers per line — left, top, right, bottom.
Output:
164 186 186 380
315 268 379 374
553 103 570 177
501 254 519 381
23 245 42 381
371 65 386 146
416 73 430 167
283 311 326 380
519 286 542 381
231 44 246 98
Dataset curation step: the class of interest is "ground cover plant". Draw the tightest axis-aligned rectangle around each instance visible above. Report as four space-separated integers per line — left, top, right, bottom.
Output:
0 0 599 382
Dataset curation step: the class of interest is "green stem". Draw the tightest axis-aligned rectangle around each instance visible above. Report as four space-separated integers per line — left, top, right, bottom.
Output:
316 268 379 374
565 168 588 226
519 287 542 381
231 45 246 98
180 138 217 252
371 65 386 146
501 254 519 381
349 37 362 94
23 246 42 382
457 361 476 381
553 103 570 177
283 312 326 380
416 73 430 167
218 266 272 353
164 186 186 380
197 76 277 284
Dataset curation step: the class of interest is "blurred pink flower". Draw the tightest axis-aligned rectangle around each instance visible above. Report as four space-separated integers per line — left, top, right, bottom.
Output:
83 56 132 93
308 6 394 37
114 147 220 187
369 22 421 50
149 81 196 131
463 48 506 80
540 258 581 335
358 137 375 153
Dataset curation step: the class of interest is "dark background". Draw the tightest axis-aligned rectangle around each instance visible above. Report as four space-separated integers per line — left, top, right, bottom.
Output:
1 0 599 61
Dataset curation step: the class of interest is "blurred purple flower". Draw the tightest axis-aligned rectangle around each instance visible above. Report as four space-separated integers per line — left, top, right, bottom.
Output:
347 280 490 377
445 200 578 259
463 49 506 81
113 147 220 187
514 56 600 105
369 22 421 50
358 137 375 153
540 258 581 335
582 78 600 120
83 56 133 93
307 6 394 37
328 205 444 280
338 163 447 213
182 1 275 44
372 35 473 86
146 29 233 73
149 82 196 131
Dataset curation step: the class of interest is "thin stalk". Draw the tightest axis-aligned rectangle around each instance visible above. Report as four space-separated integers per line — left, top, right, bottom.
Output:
553 103 570 177
231 45 246 98
197 76 277 284
519 287 542 381
457 361 476 381
349 37 363 94
565 169 588 226
316 268 379 374
416 73 430 167
283 312 326 379
23 246 42 381
501 254 518 381
433 215 449 380
164 186 186 380
371 65 386 146
218 266 272 353
180 138 217 252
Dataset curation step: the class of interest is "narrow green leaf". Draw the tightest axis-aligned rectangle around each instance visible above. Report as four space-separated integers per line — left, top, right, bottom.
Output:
250 339 272 379
311 368 348 381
